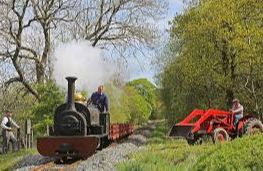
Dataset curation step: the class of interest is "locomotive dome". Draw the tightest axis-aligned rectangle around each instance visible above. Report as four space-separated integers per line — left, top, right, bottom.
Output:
74 92 86 103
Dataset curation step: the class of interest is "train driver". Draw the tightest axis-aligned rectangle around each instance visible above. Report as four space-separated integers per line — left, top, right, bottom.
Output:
88 85 109 113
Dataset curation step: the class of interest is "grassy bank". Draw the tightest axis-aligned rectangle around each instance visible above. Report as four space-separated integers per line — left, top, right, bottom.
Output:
118 122 263 171
0 149 37 171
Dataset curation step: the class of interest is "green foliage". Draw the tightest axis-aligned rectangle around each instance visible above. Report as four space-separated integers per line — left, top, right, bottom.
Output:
30 81 64 135
127 79 160 119
106 78 159 124
0 84 35 126
159 0 263 123
193 135 263 170
118 122 263 171
105 84 131 123
127 79 157 107
124 86 152 124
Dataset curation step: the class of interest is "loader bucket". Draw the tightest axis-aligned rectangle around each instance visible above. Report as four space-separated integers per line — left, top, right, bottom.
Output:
168 125 194 138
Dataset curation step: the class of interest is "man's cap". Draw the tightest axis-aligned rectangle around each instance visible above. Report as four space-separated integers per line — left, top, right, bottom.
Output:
5 110 12 113
232 98 239 103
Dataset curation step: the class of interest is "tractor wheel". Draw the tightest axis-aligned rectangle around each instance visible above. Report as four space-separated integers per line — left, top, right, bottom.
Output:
187 137 203 145
244 118 263 135
187 135 212 145
212 128 229 143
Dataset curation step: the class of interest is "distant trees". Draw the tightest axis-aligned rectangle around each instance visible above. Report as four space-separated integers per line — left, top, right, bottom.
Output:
159 0 263 123
127 79 158 117
107 78 158 124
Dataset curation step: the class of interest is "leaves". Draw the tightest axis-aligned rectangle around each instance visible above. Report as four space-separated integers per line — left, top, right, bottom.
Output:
30 81 64 135
160 0 263 122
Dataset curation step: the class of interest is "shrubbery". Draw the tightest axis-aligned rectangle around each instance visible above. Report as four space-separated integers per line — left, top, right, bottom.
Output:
124 86 152 124
105 84 131 123
107 79 159 124
30 81 65 136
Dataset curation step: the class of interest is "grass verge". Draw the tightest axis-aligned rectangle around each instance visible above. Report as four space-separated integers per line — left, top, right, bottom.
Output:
0 148 37 171
118 122 263 171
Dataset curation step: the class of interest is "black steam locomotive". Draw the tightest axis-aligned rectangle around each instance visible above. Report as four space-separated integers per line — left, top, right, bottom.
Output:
37 77 111 159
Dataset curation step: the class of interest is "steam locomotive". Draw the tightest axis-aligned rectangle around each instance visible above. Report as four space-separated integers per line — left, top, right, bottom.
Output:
37 77 133 160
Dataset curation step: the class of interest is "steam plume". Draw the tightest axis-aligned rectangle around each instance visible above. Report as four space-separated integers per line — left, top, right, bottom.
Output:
53 40 115 95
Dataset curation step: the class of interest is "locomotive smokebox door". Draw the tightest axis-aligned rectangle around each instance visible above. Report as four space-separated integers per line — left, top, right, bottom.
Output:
54 76 88 136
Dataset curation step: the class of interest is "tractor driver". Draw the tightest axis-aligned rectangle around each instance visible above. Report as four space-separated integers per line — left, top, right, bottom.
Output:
230 98 243 126
87 85 109 113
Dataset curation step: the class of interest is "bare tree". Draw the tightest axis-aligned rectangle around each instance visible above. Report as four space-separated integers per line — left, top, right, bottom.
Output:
0 0 167 98
0 0 76 98
70 0 167 57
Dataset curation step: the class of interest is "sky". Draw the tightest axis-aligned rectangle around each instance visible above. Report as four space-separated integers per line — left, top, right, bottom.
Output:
129 0 185 84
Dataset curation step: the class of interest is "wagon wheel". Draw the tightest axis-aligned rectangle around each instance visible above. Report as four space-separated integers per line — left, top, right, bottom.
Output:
212 128 229 143
244 118 263 135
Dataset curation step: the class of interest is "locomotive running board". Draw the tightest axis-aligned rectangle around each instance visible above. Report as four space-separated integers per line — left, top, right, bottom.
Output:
168 125 194 139
37 136 98 158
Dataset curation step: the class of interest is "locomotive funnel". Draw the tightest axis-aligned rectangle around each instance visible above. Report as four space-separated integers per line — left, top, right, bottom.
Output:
66 76 77 111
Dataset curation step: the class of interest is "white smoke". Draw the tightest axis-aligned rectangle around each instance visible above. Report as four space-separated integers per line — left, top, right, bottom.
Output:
53 40 115 95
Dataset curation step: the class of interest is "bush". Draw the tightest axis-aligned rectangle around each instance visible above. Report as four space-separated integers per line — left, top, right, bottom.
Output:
105 84 131 123
30 81 64 136
125 86 151 124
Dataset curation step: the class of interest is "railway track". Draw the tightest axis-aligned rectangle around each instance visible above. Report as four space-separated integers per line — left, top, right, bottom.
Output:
29 142 120 171
30 159 82 171
16 121 163 171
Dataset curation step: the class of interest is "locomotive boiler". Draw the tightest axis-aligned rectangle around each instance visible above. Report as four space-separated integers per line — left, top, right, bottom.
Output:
37 77 110 159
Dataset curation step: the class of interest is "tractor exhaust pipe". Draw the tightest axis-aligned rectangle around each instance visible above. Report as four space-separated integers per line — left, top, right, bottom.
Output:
65 76 77 111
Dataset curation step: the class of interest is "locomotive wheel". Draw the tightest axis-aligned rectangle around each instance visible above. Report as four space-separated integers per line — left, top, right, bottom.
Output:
244 118 263 135
212 128 229 143
97 138 103 150
97 136 110 150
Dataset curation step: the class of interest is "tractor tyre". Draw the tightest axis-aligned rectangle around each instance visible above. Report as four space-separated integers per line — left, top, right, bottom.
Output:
212 128 229 143
244 118 263 135
187 135 212 145
187 137 203 145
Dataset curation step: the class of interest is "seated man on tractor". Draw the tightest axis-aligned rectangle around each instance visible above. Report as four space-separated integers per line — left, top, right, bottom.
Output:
230 98 244 126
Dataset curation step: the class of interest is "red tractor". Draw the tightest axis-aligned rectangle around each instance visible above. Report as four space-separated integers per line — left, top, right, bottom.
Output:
168 109 263 144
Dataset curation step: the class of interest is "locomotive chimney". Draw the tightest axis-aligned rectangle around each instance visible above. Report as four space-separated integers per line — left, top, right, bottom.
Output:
66 76 77 111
